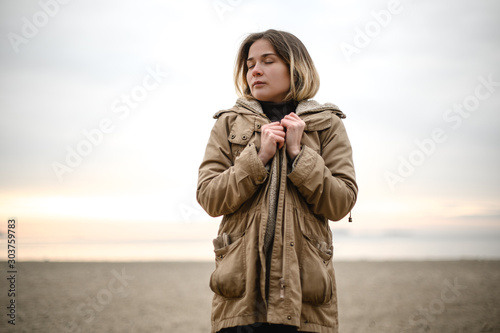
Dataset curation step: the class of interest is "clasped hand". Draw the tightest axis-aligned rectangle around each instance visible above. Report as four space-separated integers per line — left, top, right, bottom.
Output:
257 113 305 166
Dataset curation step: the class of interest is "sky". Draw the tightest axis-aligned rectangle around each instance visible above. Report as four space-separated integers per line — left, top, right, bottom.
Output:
0 0 499 261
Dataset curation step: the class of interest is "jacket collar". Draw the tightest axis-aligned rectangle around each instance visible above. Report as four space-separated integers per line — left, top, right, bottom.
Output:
237 98 346 118
214 98 346 119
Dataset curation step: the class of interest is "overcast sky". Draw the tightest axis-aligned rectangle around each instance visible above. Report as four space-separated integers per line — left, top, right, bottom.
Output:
1 0 499 260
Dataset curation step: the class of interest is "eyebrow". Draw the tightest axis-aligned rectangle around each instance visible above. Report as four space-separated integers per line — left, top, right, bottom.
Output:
247 53 277 62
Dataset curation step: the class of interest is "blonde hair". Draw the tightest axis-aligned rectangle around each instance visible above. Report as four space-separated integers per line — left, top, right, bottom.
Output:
234 29 320 102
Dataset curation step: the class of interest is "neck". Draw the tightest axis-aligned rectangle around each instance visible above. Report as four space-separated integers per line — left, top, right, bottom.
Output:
259 100 297 122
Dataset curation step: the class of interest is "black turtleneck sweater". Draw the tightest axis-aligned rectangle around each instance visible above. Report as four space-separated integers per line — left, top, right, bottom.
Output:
259 100 297 122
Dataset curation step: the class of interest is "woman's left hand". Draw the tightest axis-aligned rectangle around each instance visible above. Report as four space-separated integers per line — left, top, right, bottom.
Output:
280 112 305 160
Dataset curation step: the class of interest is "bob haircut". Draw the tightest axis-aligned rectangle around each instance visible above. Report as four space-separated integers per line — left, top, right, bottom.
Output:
234 29 320 102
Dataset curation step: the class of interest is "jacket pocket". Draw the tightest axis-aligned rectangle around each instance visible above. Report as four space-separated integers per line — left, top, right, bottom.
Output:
209 234 246 298
300 234 334 305
228 132 253 159
228 115 261 159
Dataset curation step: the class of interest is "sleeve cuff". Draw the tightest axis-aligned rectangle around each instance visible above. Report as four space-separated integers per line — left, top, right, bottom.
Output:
235 143 268 185
287 145 318 187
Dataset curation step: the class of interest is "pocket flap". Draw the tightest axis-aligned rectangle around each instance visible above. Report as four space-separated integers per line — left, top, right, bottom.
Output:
228 115 255 144
304 113 332 132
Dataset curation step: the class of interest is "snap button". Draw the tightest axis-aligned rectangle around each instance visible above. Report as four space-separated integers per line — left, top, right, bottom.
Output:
257 124 261 129
290 242 294 247
287 315 292 320
242 135 248 140
230 134 236 139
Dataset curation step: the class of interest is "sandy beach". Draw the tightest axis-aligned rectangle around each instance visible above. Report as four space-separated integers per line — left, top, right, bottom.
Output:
1 260 499 332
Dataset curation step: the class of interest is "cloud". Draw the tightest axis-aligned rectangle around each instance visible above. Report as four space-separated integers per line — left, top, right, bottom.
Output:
0 0 499 260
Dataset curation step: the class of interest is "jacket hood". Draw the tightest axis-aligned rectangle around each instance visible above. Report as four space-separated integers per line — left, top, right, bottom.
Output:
214 98 346 119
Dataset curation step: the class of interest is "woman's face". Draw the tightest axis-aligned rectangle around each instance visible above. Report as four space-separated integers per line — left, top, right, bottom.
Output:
246 39 291 103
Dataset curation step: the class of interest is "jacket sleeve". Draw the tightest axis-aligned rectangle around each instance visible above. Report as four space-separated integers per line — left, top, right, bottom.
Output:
287 113 358 221
197 113 268 217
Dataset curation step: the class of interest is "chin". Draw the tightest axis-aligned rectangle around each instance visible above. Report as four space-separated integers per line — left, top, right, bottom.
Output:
252 94 273 102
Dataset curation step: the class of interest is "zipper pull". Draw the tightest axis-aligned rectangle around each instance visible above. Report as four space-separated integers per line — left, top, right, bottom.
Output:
280 278 285 299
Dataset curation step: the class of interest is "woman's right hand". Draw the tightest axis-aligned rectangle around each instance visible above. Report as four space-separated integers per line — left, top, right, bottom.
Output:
258 122 285 166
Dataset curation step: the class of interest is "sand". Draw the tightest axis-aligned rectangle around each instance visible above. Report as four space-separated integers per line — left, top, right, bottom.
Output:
1 260 499 332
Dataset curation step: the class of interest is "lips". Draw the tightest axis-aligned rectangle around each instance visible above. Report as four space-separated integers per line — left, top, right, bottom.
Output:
253 81 265 87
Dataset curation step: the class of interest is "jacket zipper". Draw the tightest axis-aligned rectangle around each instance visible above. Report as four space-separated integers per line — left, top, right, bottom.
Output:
280 147 287 300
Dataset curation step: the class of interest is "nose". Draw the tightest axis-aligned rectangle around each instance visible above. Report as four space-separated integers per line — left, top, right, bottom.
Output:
250 63 263 76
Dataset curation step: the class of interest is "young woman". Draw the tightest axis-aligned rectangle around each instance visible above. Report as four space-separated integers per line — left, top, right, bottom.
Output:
197 29 358 333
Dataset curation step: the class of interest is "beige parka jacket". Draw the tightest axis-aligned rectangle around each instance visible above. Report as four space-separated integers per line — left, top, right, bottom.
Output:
197 98 358 333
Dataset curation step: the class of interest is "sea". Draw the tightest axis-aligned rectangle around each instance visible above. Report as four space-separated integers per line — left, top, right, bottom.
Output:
8 228 500 262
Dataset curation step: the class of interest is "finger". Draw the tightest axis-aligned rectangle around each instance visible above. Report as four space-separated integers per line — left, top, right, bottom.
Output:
263 121 281 127
280 118 291 127
284 113 302 123
268 131 284 141
281 116 298 124
282 117 304 130
274 133 285 142
269 123 285 130
263 131 285 145
281 118 298 129
263 123 284 131
265 127 286 136
275 135 285 149
269 129 286 137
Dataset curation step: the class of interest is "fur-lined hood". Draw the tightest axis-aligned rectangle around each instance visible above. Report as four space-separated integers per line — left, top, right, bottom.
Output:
214 98 346 119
